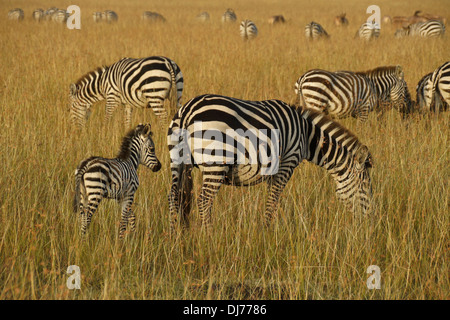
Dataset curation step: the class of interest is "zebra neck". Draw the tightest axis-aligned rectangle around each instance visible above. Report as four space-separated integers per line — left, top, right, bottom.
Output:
82 67 107 103
126 144 141 169
302 112 358 173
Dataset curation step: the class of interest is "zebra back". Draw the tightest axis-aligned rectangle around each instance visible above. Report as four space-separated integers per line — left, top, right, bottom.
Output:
222 9 237 23
240 19 258 40
8 8 24 21
429 61 450 112
142 11 166 22
356 22 380 40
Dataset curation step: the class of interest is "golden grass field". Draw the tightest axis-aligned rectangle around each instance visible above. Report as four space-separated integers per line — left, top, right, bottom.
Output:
0 0 448 300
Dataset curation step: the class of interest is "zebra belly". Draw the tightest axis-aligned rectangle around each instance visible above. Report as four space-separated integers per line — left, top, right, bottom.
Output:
224 164 267 186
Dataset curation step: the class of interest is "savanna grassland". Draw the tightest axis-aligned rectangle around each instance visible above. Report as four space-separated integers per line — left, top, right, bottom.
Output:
0 0 448 300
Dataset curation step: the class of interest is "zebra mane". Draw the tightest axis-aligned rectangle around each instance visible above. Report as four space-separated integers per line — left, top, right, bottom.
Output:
74 66 107 87
117 124 152 160
357 65 402 79
299 106 363 153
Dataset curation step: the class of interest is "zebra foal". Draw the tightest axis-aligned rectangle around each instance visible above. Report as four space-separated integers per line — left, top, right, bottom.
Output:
73 124 161 239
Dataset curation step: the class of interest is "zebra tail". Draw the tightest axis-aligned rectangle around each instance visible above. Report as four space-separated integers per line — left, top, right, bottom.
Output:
73 169 82 214
179 163 193 226
296 75 307 107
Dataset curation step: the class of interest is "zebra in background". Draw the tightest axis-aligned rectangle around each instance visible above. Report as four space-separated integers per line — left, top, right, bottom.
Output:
69 56 184 128
45 7 58 21
142 11 166 22
8 8 24 21
74 124 161 239
167 94 373 230
33 9 45 22
52 9 69 23
429 61 450 113
305 22 329 39
416 73 433 112
355 22 380 40
102 10 118 23
295 66 412 121
395 20 445 38
240 20 258 40
93 12 102 22
222 8 237 23
268 15 285 25
335 13 349 26
196 12 210 22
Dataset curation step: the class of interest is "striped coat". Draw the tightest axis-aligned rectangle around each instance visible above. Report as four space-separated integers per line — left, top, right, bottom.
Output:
69 56 184 128
167 94 373 230
355 22 380 40
395 20 445 38
295 66 412 121
305 22 329 39
240 19 258 40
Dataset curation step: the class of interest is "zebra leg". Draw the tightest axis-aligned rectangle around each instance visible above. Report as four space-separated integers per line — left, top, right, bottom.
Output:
264 166 295 225
168 164 193 231
124 105 133 128
197 168 227 229
104 97 121 122
119 196 134 239
148 100 168 124
81 197 102 236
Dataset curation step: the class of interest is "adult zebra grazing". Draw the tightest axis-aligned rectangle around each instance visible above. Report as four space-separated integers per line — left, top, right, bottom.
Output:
102 10 118 23
395 20 445 38
74 124 161 239
92 12 102 22
69 56 184 128
295 66 412 121
355 22 380 40
33 9 45 22
142 11 166 22
240 19 258 40
416 73 433 112
196 12 210 22
52 9 69 23
8 8 24 21
429 61 450 112
305 22 329 39
222 8 237 23
167 94 373 230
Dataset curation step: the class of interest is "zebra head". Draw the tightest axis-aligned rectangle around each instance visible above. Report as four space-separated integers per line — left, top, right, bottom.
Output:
390 67 413 115
334 145 373 215
135 124 161 172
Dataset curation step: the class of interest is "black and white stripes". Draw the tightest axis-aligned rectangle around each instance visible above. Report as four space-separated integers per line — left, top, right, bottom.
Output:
429 61 450 112
167 94 373 230
69 56 184 127
295 66 412 121
240 19 258 40
355 22 380 40
74 124 161 238
395 20 445 38
305 22 329 39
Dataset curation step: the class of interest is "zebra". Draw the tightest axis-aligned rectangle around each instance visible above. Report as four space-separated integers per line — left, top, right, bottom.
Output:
415 72 433 112
8 8 24 21
305 22 329 39
142 11 166 22
240 19 258 40
268 15 285 25
52 9 69 23
355 22 380 40
429 61 450 113
45 7 58 21
74 124 161 238
196 12 210 22
295 65 413 121
69 56 184 128
335 13 349 27
33 9 45 22
167 94 373 230
93 12 102 22
222 8 237 23
102 10 118 23
395 20 445 38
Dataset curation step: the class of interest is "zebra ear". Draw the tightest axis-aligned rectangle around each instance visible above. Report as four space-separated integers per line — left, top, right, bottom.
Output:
355 145 370 166
70 83 77 95
396 65 404 80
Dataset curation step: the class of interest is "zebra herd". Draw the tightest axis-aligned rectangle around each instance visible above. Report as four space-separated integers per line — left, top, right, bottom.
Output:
8 7 69 23
69 50 449 237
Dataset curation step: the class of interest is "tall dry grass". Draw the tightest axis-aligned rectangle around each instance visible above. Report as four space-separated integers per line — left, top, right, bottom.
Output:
0 0 448 299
